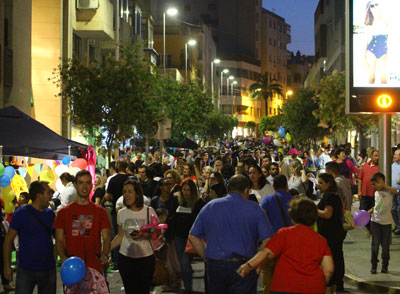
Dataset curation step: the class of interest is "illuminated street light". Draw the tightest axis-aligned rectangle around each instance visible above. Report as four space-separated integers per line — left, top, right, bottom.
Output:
211 59 221 105
227 75 234 96
163 8 178 73
220 69 229 96
185 39 197 81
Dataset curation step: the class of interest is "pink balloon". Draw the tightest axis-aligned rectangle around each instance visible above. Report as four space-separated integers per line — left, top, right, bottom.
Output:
353 210 370 226
140 214 168 240
71 158 88 170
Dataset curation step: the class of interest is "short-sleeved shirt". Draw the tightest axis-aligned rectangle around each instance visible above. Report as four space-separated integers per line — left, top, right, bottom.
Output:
260 190 293 233
372 190 393 225
317 192 345 244
190 193 273 260
267 225 331 294
54 202 111 273
359 161 379 197
117 206 156 258
106 173 130 213
10 205 55 271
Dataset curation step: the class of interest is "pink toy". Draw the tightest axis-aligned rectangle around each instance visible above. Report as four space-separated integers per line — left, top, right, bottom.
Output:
140 214 168 240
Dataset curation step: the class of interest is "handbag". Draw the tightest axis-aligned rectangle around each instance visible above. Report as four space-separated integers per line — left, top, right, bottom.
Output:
343 210 355 231
147 207 169 286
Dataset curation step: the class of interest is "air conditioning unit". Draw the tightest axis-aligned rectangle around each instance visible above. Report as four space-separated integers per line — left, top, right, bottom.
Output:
77 0 99 9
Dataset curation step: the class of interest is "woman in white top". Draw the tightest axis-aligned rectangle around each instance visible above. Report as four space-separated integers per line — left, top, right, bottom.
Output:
57 172 77 211
111 180 157 294
249 165 274 203
288 160 308 195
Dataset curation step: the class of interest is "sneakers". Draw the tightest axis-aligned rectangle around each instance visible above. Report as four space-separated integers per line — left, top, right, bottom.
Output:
370 265 377 274
394 230 400 235
4 283 15 292
381 266 388 273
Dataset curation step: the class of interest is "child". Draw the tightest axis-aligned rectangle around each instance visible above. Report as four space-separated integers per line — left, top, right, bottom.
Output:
369 172 395 274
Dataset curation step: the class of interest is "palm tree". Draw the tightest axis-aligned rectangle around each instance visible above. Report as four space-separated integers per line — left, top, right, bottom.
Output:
247 72 283 116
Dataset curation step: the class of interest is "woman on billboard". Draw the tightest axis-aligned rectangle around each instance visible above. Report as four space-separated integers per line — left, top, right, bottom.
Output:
364 1 389 84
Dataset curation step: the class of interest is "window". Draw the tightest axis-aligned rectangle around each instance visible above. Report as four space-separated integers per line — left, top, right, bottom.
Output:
274 108 277 115
73 33 82 60
135 9 142 36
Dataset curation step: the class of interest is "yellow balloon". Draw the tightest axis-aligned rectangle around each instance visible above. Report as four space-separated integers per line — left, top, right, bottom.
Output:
40 168 55 185
11 174 28 197
274 132 279 139
286 132 292 143
4 201 14 213
2 187 16 202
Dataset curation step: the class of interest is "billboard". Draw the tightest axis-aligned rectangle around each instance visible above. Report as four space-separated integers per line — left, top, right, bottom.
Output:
346 0 400 113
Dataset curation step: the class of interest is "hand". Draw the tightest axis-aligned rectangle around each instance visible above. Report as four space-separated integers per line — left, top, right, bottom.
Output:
131 231 146 240
99 254 109 265
236 263 250 278
158 234 166 244
4 266 13 282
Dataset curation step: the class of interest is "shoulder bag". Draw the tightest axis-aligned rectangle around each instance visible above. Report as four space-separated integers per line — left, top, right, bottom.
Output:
26 205 54 237
273 193 289 227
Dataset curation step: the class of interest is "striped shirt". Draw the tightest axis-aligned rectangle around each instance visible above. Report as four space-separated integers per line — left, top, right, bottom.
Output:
359 161 379 197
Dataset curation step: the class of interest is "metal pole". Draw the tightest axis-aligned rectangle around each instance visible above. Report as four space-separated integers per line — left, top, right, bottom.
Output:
220 72 224 96
116 0 120 60
211 61 214 103
227 78 230 96
185 43 188 81
231 83 234 97
163 12 166 74
378 114 392 185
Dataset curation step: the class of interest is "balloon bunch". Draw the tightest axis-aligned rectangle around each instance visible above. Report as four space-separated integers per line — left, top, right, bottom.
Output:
0 165 15 188
263 126 292 148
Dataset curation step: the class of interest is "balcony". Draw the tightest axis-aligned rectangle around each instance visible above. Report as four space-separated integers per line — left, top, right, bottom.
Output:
75 0 114 40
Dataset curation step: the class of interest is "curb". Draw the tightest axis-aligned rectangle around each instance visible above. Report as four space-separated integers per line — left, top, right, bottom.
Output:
345 273 400 294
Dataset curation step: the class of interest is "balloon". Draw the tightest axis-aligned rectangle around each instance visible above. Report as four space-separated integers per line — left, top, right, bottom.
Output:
0 163 4 175
11 174 28 196
62 156 71 165
278 148 284 154
273 139 282 147
263 136 268 144
353 210 370 226
2 187 15 202
273 132 279 139
60 257 86 286
65 267 108 293
278 126 286 138
3 166 15 180
140 214 168 240
69 167 82 176
55 164 69 176
0 175 11 188
71 159 88 170
40 168 55 185
4 201 14 214
285 132 292 143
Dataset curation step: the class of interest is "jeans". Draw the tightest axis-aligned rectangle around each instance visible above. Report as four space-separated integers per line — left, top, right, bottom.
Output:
118 253 155 294
15 268 56 294
174 236 193 291
371 221 391 268
360 196 375 232
206 259 258 294
111 212 119 268
391 194 400 231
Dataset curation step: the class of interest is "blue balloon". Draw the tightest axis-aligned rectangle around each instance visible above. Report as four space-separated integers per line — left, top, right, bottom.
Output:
278 126 286 138
3 166 15 180
0 175 11 187
62 156 71 165
60 257 86 286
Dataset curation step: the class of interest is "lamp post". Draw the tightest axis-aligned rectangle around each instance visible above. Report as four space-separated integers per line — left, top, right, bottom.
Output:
163 8 178 74
231 80 238 97
211 59 220 104
185 39 197 81
285 90 293 99
227 75 234 96
220 69 229 96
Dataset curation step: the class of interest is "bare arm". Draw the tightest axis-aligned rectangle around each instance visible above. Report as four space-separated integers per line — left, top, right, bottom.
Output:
3 228 17 282
300 170 307 183
110 225 124 251
320 255 334 283
384 184 398 196
237 247 275 277
318 205 333 219
55 228 68 264
358 178 363 196
100 228 111 264
188 234 206 262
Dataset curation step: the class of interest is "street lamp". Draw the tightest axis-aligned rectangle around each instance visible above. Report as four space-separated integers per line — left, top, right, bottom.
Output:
231 80 238 97
163 8 178 73
185 39 197 81
220 69 229 96
211 58 220 103
285 90 293 99
227 75 234 96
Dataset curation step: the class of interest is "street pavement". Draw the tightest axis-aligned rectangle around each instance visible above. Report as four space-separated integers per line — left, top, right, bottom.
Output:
2 199 400 294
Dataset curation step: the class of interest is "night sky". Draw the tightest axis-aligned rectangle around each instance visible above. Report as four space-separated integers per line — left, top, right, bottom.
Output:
263 0 319 56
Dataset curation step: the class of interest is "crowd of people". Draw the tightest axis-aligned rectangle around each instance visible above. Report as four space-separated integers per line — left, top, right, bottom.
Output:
1 136 400 294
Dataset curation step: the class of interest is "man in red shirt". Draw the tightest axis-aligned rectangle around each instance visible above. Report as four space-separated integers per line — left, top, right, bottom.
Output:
54 170 111 273
358 149 379 231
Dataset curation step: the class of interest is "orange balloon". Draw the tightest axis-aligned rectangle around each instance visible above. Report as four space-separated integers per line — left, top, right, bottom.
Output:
71 158 88 170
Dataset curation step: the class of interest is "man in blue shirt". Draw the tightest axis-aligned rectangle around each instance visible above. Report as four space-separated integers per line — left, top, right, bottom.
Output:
391 149 400 235
189 174 273 294
4 181 56 294
260 175 293 294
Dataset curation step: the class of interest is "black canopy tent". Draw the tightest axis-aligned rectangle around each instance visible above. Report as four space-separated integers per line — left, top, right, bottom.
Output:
0 106 87 160
164 138 199 149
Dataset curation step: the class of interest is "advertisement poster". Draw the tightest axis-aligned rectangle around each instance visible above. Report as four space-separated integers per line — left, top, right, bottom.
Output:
352 0 400 87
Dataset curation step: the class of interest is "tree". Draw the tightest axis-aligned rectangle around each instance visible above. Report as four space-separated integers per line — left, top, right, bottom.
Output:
281 88 328 143
199 111 236 143
313 71 378 136
259 115 281 134
247 72 283 114
245 121 256 136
